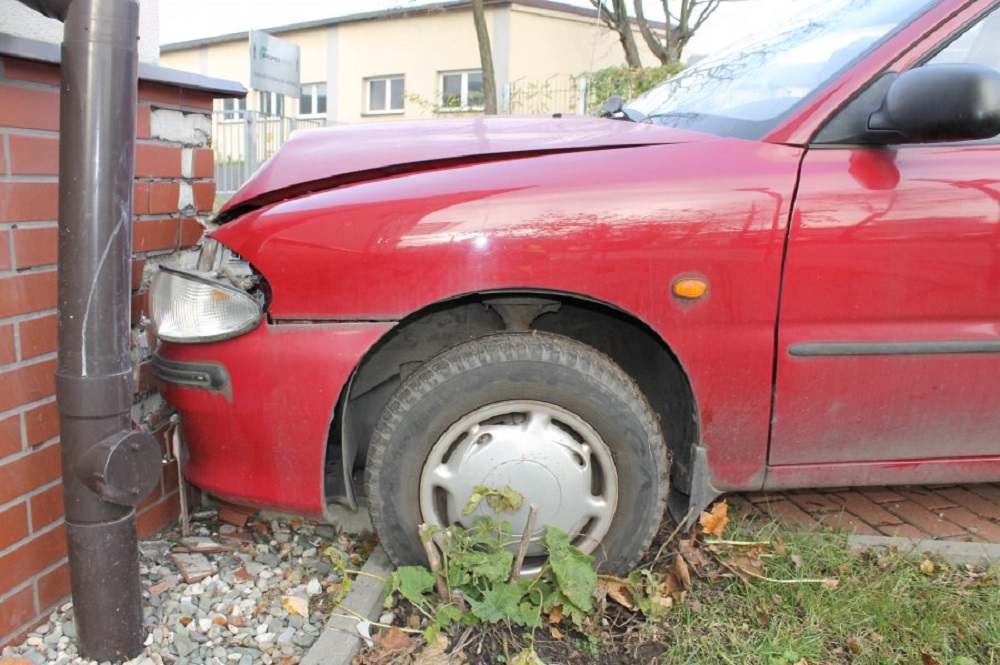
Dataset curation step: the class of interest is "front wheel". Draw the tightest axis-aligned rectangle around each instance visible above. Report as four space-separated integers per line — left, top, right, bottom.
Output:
365 332 670 573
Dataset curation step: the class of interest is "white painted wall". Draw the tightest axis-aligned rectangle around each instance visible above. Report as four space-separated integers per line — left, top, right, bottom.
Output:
0 0 161 63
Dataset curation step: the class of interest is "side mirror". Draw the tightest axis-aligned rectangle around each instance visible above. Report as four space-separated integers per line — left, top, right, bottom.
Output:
598 95 624 118
867 64 1000 144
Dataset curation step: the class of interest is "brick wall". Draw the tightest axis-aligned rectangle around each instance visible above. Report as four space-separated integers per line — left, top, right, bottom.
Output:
0 54 221 646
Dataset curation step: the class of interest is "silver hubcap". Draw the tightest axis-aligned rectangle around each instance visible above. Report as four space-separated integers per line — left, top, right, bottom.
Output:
419 400 618 560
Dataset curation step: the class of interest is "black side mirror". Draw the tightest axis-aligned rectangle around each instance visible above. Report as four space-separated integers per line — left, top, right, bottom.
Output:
867 63 1000 144
598 95 624 118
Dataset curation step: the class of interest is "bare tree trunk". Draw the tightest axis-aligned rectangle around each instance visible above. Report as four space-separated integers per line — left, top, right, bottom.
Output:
592 0 643 68
472 0 498 114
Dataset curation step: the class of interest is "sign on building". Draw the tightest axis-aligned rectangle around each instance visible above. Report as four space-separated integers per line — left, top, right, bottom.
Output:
249 30 300 98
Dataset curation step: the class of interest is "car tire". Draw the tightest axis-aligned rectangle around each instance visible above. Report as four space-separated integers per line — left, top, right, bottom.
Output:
365 331 670 573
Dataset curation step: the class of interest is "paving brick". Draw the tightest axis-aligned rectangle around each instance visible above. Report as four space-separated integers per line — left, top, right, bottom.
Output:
7 135 59 176
0 229 10 270
935 487 1000 521
726 494 763 521
133 218 179 253
828 491 902 527
0 586 35 642
19 314 57 360
787 492 843 514
0 443 61 505
0 85 59 131
149 181 180 215
192 181 216 212
883 500 966 538
0 324 14 365
964 484 1000 512
896 487 958 511
23 401 58 448
857 487 905 504
0 415 20 459
135 144 182 179
0 502 29 551
192 148 214 179
0 182 59 223
816 511 881 537
760 499 819 530
0 525 67 596
937 507 1000 542
36 561 70 611
878 522 928 539
0 358 56 414
0 271 57 319
3 59 60 86
12 226 57 269
29 483 64 532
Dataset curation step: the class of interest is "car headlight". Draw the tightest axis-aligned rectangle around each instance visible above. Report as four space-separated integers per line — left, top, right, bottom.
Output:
149 266 263 343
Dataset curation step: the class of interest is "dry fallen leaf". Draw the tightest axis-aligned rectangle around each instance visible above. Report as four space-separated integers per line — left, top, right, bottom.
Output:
600 579 635 610
821 578 839 591
548 605 564 625
280 595 310 617
550 626 565 640
413 634 451 665
699 501 729 538
673 554 692 591
920 559 936 575
921 653 942 665
379 626 415 653
790 553 804 569
847 638 862 655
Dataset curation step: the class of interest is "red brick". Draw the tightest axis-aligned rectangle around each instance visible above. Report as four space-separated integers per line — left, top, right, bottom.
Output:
0 182 59 223
135 144 182 179
936 487 1000 521
0 502 29 551
938 507 1000 542
0 586 35 641
179 217 205 248
0 358 56 413
19 314 57 361
0 85 59 131
0 525 67 596
857 487 905 504
787 492 842 514
133 218 179 253
966 484 1000 509
136 105 151 139
896 487 958 511
0 415 20 459
137 492 179 540
761 499 819 530
0 230 10 270
29 483 64 532
192 148 214 179
149 181 180 214
884 500 966 538
0 271 57 319
138 81 181 106
182 90 215 111
12 226 57 269
130 291 149 327
36 561 70 611
192 181 216 212
0 443 61 505
816 511 881 536
131 259 147 291
0 325 14 365
134 359 156 395
162 461 179 494
135 474 163 512
828 491 902 527
3 59 60 86
7 135 59 176
878 523 927 539
133 182 149 216
23 402 58 448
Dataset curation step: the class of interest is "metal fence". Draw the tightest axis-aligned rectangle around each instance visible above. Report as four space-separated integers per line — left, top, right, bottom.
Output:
504 77 589 116
212 110 325 198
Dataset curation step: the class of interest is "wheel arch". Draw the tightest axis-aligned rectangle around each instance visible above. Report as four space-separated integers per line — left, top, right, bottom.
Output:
324 289 703 517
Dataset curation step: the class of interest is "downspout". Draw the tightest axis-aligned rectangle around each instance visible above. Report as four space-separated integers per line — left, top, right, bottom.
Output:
14 0 161 661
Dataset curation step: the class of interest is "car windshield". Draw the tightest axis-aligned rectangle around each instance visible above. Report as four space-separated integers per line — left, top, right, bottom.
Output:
626 0 937 139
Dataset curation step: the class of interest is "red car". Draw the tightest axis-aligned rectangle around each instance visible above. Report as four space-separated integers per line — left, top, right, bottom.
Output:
150 0 1000 572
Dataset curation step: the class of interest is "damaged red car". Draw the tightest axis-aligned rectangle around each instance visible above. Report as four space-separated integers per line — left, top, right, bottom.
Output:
151 0 1000 571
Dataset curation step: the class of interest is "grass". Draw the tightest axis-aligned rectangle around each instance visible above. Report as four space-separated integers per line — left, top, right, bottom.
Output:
644 520 1000 665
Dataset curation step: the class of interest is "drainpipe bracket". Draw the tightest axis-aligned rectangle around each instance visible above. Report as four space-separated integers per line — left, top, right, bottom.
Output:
56 370 132 418
77 430 162 506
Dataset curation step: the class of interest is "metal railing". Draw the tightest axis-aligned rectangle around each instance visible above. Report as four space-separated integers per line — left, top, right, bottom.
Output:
212 110 325 199
503 77 589 116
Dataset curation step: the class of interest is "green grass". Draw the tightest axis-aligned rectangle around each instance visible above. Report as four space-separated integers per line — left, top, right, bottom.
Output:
650 522 1000 665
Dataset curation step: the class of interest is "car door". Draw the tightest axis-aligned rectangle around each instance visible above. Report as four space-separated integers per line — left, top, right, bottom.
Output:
770 4 1000 467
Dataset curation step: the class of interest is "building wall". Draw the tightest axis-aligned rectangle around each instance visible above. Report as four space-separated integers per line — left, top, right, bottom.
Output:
0 53 217 647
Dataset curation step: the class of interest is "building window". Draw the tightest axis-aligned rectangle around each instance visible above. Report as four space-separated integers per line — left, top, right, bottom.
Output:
218 97 246 121
257 90 284 116
300 83 327 116
440 71 483 110
366 76 405 114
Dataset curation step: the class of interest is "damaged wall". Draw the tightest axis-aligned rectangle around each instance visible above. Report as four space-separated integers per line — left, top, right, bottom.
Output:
0 42 241 647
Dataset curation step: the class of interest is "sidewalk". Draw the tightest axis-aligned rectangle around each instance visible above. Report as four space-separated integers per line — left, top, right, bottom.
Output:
734 483 1000 543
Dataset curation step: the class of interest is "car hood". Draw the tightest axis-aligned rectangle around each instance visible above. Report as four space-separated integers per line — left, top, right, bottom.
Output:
215 115 712 222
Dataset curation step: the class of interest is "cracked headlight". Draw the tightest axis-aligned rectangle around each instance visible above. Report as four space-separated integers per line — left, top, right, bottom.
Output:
149 266 263 343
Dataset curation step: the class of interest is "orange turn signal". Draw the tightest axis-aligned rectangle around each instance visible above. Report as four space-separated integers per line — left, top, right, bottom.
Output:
672 277 708 300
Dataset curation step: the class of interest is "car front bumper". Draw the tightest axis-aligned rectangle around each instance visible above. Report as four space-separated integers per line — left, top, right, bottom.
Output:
154 320 393 516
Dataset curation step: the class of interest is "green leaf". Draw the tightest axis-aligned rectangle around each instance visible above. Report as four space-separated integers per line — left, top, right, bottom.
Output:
544 527 596 613
390 566 436 607
437 603 464 626
467 583 524 624
462 491 485 516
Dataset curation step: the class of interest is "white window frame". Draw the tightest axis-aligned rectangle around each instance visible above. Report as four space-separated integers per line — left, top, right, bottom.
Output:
257 90 284 117
299 83 327 118
365 76 405 115
217 97 246 122
439 70 484 111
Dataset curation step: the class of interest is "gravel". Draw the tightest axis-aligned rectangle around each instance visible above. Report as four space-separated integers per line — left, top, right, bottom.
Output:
0 513 373 665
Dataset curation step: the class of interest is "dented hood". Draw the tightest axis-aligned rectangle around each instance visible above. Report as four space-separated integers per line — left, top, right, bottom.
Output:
216 115 709 221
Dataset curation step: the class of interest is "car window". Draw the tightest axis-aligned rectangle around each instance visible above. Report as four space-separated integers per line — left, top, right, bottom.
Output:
924 4 1000 72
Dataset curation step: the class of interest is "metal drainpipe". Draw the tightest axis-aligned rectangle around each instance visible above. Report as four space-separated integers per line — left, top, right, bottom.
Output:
14 0 162 661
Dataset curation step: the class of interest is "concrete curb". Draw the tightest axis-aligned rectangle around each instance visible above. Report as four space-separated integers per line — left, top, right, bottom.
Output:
302 546 394 665
848 534 1000 567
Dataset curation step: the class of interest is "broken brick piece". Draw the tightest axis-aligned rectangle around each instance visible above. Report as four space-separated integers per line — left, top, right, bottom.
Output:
171 553 218 583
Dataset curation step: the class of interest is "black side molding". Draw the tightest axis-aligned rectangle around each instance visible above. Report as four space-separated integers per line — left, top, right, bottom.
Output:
152 354 230 390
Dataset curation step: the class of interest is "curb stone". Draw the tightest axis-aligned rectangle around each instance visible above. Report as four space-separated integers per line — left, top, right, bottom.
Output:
302 546 394 665
848 534 1000 567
